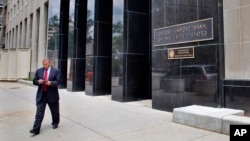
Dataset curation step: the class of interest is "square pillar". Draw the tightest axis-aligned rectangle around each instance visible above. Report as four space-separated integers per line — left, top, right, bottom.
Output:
67 0 87 91
112 0 151 102
85 0 113 96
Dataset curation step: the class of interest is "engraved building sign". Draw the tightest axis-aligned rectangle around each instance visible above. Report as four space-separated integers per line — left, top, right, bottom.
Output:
168 46 194 59
154 18 214 46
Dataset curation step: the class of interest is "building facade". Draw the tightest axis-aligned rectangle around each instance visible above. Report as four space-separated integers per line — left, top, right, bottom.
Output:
1 0 250 116
0 0 6 48
5 0 48 70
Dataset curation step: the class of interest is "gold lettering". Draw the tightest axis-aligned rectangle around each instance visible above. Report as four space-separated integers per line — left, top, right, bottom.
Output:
189 31 208 38
202 24 206 29
201 31 207 36
164 36 171 41
175 26 191 33
193 24 207 30
158 37 163 42
178 49 190 55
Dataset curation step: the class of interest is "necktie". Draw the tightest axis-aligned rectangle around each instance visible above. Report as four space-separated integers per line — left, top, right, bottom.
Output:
43 69 48 91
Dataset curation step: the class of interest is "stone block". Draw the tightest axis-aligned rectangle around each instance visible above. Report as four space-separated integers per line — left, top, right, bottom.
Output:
173 105 244 133
222 115 250 135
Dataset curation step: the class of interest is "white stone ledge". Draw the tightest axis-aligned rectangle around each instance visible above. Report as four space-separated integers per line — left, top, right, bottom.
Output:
173 105 246 134
222 115 250 134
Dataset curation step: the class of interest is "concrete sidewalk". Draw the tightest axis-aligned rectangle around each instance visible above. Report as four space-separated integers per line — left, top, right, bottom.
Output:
0 82 229 141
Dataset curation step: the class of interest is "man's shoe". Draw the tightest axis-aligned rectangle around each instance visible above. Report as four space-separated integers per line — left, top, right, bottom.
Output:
52 124 58 129
29 129 40 135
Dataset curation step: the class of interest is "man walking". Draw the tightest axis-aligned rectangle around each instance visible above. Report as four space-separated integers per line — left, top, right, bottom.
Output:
30 57 61 135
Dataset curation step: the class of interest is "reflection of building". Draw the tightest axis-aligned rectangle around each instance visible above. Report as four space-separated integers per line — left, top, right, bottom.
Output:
0 0 6 48
1 0 250 116
47 27 56 40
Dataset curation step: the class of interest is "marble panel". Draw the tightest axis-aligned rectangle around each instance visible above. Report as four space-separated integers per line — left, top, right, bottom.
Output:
240 6 250 42
241 42 250 78
223 8 240 44
224 44 241 79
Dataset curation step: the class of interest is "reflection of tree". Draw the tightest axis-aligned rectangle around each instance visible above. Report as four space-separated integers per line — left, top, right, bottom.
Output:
113 21 122 33
85 10 94 68
87 10 94 43
48 15 60 50
112 21 123 54
68 18 74 57
68 10 94 57
49 15 60 26
112 21 123 76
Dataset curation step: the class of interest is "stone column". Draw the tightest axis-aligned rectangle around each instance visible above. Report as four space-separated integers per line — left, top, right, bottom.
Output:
85 0 113 96
111 0 151 102
67 0 87 91
57 0 69 88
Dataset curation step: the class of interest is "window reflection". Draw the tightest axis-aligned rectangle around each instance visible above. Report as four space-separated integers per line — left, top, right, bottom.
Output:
47 0 60 67
159 65 217 92
68 0 75 81
85 0 94 85
112 0 124 86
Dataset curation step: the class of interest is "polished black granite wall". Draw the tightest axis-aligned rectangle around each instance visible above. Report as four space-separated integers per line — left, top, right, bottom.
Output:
49 0 250 116
112 0 151 102
152 0 224 111
48 0 67 88
58 0 69 88
85 0 113 96
67 0 87 91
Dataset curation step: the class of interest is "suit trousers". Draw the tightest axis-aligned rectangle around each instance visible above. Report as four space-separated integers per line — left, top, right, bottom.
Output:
33 92 60 130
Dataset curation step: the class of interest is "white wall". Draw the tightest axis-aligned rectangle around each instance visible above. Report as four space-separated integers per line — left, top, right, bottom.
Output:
5 0 48 74
223 0 250 79
0 48 30 80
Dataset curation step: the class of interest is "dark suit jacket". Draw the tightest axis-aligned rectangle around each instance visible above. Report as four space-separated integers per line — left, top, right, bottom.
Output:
33 67 60 103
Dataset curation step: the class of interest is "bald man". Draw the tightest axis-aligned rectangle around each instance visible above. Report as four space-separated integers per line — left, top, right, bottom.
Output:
30 58 61 135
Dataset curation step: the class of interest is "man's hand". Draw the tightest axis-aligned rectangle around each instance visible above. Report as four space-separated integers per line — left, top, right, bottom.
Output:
38 79 44 84
44 81 51 86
